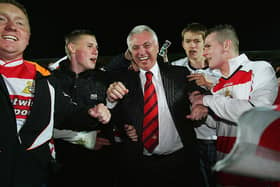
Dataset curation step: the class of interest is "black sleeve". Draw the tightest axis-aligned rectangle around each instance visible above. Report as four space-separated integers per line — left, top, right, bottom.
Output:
100 53 131 72
49 76 102 131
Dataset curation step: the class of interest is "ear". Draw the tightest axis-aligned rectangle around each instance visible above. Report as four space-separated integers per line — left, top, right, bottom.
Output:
223 39 231 52
67 43 76 53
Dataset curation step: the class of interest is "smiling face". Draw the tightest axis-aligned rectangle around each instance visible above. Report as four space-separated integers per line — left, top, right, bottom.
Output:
129 31 159 71
0 3 30 61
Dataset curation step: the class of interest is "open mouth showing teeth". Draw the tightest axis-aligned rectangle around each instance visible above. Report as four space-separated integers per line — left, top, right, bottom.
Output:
139 56 148 61
2 35 18 41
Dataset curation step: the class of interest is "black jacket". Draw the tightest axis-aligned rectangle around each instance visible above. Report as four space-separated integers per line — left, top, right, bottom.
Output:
0 60 99 187
53 60 110 108
51 60 116 186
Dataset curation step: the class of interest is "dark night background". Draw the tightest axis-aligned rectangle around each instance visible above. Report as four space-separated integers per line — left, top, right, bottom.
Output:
17 1 280 62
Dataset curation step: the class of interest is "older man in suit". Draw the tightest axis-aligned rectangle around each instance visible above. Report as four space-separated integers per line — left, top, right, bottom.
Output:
107 25 207 187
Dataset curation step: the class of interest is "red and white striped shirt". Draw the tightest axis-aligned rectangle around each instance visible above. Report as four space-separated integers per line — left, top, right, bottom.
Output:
203 54 278 160
0 58 36 132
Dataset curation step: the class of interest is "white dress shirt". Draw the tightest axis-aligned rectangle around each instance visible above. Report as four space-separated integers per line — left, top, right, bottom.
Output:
140 63 183 155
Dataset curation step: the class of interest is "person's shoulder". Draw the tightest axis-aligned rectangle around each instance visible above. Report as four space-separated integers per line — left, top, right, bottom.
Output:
159 63 192 80
241 58 276 81
98 69 139 83
241 53 271 68
90 68 108 76
160 62 190 73
82 69 112 84
245 57 274 71
252 60 273 68
100 53 131 72
170 57 188 66
118 69 139 79
25 60 51 76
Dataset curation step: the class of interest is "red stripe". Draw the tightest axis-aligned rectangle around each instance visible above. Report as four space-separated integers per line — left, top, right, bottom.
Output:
0 62 36 79
143 117 158 134
143 127 159 151
217 172 278 186
10 95 33 108
213 70 252 92
258 118 280 152
216 136 236 153
143 103 158 124
274 87 280 104
10 95 34 119
144 86 156 100
144 94 157 113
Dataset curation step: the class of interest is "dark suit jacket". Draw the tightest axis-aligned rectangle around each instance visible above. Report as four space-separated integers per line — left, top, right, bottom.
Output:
112 62 204 185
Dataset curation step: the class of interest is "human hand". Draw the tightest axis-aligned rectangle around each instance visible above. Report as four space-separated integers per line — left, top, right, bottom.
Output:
188 91 204 106
94 131 112 150
187 73 212 89
124 124 138 142
162 50 169 63
186 104 208 120
88 103 111 124
106 81 129 102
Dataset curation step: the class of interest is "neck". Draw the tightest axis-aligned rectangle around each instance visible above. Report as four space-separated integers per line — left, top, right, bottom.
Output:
189 56 206 69
0 53 23 63
70 63 83 74
0 57 23 64
220 62 230 77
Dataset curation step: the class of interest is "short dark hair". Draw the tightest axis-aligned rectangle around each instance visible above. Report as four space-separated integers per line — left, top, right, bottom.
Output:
181 22 207 40
64 29 95 45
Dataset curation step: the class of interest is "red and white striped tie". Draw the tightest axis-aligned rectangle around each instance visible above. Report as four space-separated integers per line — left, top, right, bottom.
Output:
143 71 159 152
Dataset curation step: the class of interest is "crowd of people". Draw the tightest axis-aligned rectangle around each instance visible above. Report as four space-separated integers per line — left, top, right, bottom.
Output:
1 1 279 187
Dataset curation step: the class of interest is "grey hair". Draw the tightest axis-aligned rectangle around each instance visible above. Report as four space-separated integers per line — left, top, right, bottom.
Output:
126 25 158 50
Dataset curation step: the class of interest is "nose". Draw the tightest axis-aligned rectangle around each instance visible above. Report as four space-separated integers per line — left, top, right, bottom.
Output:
138 46 146 54
93 47 98 55
190 41 196 48
5 20 17 31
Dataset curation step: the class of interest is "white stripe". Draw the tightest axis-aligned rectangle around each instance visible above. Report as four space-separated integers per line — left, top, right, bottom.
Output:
48 56 67 71
3 76 34 97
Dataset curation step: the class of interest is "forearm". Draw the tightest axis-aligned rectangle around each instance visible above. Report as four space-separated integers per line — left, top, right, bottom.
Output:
203 95 253 123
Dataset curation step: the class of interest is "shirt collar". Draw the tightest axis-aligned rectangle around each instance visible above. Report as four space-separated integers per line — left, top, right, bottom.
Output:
0 58 24 67
140 62 159 79
227 53 248 76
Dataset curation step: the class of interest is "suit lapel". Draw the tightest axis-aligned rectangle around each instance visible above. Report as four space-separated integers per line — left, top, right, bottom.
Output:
19 76 52 149
136 72 144 130
0 75 18 135
0 76 10 98
159 66 175 117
